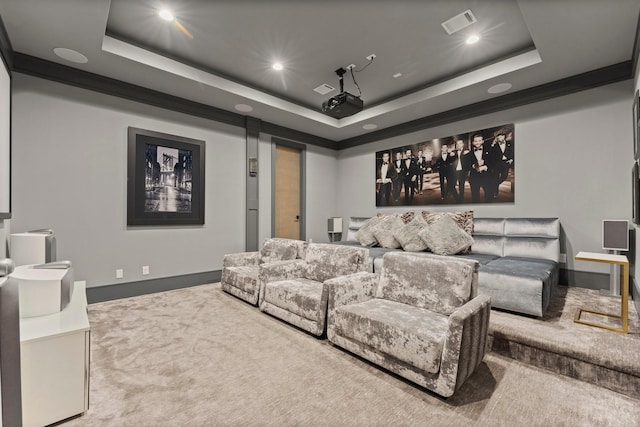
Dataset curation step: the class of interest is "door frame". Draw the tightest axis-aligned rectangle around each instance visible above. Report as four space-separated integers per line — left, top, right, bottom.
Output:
271 137 306 241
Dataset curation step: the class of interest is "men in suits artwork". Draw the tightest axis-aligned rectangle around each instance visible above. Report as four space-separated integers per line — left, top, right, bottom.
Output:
450 139 468 203
391 151 404 203
464 133 494 203
374 123 514 206
435 143 454 200
376 151 396 206
489 127 514 199
401 148 418 204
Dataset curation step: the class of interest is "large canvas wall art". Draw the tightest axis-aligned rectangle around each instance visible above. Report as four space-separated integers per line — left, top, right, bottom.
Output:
127 127 205 226
375 124 515 206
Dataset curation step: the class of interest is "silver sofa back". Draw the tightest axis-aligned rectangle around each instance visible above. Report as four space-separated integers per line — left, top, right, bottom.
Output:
472 218 560 262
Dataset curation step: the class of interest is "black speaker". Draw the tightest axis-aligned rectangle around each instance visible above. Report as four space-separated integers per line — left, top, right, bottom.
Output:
602 220 629 251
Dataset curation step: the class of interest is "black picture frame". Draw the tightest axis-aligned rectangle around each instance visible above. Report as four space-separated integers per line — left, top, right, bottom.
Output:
634 90 639 160
633 161 639 225
127 127 205 226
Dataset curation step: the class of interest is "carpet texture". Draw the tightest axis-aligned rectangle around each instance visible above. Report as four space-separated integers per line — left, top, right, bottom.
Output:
62 283 640 426
490 286 640 398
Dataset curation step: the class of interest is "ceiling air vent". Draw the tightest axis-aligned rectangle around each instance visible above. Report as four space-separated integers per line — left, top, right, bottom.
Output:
441 9 477 35
314 83 335 95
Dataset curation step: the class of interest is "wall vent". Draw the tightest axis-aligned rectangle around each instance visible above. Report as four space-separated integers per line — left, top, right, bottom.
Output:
441 9 477 35
313 83 335 95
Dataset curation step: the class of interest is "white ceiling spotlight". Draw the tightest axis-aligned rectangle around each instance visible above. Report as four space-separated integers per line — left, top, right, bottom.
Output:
466 34 480 45
53 47 88 64
272 62 284 71
159 9 174 21
488 82 513 94
362 123 378 130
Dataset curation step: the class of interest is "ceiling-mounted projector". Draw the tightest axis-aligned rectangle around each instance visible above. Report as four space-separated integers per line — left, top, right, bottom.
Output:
321 67 363 119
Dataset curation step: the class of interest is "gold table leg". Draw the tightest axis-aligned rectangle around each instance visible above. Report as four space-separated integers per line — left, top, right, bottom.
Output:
574 258 628 334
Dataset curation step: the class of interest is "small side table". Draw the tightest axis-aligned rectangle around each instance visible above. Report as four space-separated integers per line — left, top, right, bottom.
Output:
574 251 628 333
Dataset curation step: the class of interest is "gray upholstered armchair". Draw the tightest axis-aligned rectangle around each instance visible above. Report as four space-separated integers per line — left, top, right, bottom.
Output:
221 238 307 306
326 252 491 397
258 243 369 336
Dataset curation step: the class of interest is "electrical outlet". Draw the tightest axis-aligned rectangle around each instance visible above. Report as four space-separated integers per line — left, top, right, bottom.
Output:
366 53 376 61
116 269 124 279
559 253 567 263
142 265 150 275
346 63 356 70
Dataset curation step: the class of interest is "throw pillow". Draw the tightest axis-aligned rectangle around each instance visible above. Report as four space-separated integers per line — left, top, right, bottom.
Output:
418 214 474 256
355 215 385 246
394 219 429 252
400 211 415 224
371 214 403 249
421 210 474 253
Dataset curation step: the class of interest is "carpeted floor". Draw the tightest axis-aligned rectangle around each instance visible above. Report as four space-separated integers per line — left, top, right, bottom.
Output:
62 283 640 427
490 285 640 396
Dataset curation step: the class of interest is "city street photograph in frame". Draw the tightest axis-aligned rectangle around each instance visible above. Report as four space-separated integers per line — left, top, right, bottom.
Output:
375 124 514 207
127 127 205 226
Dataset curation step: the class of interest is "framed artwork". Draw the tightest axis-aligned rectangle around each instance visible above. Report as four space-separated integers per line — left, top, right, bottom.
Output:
633 161 639 225
375 123 514 206
633 90 639 160
127 127 205 226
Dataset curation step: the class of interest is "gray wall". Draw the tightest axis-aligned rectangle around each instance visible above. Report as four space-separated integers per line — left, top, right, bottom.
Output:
336 80 633 278
11 74 246 287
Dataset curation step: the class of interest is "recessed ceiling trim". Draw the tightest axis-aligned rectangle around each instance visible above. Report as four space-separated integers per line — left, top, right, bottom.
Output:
102 35 340 127
338 48 542 127
102 35 540 130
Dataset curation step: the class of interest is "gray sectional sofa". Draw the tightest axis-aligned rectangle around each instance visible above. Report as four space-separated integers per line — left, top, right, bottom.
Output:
337 216 560 317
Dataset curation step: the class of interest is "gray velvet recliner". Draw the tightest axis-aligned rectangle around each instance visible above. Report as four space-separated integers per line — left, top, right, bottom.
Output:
258 243 369 336
221 238 307 306
326 251 491 397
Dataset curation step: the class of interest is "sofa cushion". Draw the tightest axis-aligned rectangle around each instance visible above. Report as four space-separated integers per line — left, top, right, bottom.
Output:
471 235 504 257
371 214 403 249
356 215 385 246
346 217 371 242
221 266 259 294
304 243 366 283
472 218 505 235
394 219 429 252
263 278 324 321
260 238 305 264
479 256 558 316
456 253 501 265
503 237 560 263
504 218 560 238
334 298 449 374
376 252 475 315
418 214 474 256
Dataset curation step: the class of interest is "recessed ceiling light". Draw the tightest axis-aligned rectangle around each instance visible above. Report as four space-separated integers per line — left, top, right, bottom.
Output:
466 34 480 45
53 47 88 64
393 73 402 78
272 62 283 71
363 123 378 130
488 83 513 94
234 104 253 112
159 9 174 21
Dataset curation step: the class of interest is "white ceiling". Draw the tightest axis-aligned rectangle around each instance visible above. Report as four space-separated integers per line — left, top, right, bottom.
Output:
0 0 638 141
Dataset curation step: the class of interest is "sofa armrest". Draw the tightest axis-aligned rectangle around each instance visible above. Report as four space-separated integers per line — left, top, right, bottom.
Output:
325 271 379 339
258 259 307 307
223 251 260 268
439 294 491 397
